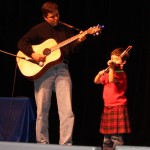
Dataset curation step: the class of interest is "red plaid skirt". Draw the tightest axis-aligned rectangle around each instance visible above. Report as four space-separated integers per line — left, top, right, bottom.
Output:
100 105 131 134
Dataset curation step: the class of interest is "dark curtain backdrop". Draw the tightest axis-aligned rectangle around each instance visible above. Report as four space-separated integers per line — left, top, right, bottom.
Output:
0 0 150 147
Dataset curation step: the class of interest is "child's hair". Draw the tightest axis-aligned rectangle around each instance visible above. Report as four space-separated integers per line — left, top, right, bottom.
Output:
111 48 129 61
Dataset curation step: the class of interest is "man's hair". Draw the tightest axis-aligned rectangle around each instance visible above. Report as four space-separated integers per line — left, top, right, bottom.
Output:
111 48 129 61
41 1 59 17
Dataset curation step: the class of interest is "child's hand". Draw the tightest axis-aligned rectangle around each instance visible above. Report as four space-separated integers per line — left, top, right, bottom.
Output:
98 70 105 76
107 60 116 69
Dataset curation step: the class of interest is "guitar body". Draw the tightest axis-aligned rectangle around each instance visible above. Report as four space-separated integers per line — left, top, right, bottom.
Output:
16 39 62 80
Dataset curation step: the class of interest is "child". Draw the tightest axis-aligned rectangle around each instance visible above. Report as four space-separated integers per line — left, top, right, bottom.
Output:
94 48 131 150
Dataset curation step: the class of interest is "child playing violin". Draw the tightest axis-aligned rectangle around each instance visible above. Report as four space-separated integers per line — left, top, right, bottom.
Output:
94 47 131 150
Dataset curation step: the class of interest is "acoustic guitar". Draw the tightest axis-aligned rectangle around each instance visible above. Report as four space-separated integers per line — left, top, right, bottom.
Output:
16 25 103 80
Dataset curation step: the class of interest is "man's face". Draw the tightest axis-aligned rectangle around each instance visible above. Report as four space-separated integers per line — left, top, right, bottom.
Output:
44 9 60 27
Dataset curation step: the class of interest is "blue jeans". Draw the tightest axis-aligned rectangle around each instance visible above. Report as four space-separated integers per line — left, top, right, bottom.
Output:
34 62 74 144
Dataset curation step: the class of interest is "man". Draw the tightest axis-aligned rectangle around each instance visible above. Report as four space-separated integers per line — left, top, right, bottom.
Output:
18 1 86 145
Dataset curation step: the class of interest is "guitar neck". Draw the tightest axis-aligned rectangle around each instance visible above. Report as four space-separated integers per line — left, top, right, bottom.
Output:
51 30 87 51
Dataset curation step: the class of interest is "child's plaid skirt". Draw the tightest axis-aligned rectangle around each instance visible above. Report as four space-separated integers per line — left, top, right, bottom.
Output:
100 105 131 134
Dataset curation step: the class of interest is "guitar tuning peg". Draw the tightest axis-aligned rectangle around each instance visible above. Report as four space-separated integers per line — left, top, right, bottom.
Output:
99 24 105 29
96 32 99 36
96 24 104 30
93 32 100 36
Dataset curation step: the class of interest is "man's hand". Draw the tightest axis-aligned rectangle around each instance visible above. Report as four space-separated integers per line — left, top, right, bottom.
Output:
31 52 46 63
77 31 86 43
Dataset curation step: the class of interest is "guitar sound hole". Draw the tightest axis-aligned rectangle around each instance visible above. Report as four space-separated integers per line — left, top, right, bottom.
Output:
43 48 51 55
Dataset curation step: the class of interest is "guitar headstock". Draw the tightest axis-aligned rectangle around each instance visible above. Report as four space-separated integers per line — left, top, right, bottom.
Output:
87 24 104 36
